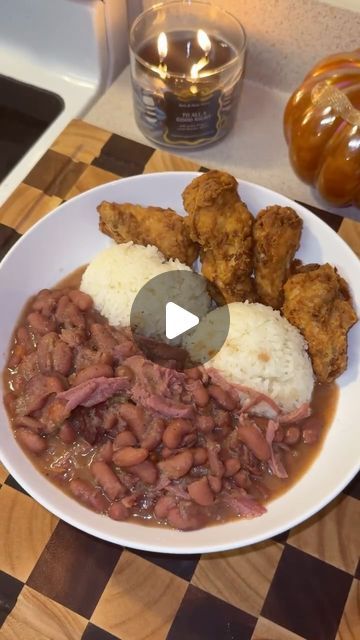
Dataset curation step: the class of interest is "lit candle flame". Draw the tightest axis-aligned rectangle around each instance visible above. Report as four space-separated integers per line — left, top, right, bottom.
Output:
197 29 211 55
190 29 211 79
157 32 168 61
157 31 168 79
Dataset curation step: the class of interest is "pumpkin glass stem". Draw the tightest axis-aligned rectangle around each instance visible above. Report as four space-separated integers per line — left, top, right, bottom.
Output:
311 81 360 126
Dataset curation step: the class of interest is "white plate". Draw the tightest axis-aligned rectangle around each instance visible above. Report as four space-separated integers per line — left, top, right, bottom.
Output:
0 172 359 554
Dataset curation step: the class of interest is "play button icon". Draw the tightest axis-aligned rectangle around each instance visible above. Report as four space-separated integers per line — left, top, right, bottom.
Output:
130 270 230 369
165 302 199 340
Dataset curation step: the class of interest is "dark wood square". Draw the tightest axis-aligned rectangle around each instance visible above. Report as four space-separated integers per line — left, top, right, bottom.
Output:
167 584 257 640
0 223 21 262
24 149 87 198
92 134 154 177
27 520 122 619
261 544 353 640
0 570 23 627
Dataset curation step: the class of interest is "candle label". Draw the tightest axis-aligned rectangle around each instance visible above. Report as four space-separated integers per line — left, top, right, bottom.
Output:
163 91 222 144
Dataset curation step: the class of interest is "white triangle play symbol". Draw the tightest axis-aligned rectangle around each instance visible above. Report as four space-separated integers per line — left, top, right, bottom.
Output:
165 302 199 340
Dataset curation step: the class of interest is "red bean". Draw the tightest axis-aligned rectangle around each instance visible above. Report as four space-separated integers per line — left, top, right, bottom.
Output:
208 384 237 410
91 461 126 500
4 392 16 414
118 403 146 440
186 367 202 380
90 323 117 351
72 363 113 386
237 418 271 461
38 332 73 376
127 460 158 484
69 289 93 311
206 441 225 477
233 470 250 489
167 503 205 531
141 417 165 450
224 458 241 477
190 447 208 465
113 431 137 449
16 428 47 453
154 495 176 520
108 501 130 521
20 374 65 415
113 446 148 467
208 475 222 493
14 416 43 433
274 426 285 442
53 341 73 376
38 397 70 432
55 295 70 321
17 326 33 351
60 328 85 347
59 421 76 443
284 426 301 445
27 312 56 335
96 440 114 463
69 478 107 513
56 297 85 329
196 415 215 433
158 450 193 480
188 477 214 506
191 383 209 408
162 419 194 449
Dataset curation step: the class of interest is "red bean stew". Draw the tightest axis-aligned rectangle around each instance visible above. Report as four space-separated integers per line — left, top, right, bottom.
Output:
3 275 338 531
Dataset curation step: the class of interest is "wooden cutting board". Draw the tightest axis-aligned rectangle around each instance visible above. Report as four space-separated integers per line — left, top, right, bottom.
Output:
0 119 359 640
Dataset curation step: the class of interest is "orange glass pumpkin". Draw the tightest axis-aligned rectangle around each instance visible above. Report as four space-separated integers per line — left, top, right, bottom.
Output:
284 49 360 208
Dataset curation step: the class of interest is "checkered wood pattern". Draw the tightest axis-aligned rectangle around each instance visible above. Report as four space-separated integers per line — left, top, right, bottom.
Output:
0 120 359 640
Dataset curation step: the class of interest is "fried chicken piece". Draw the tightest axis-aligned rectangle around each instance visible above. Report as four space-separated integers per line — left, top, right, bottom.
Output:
283 263 357 383
98 201 198 266
253 205 302 309
182 171 255 302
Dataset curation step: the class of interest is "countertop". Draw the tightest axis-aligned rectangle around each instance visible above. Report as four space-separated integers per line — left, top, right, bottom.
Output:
0 120 359 640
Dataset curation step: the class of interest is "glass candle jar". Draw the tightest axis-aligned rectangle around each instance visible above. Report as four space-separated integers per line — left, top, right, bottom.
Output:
129 0 246 148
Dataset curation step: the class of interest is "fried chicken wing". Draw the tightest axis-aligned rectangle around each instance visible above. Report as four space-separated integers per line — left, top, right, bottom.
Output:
254 205 302 309
182 171 255 302
98 201 198 266
283 263 357 383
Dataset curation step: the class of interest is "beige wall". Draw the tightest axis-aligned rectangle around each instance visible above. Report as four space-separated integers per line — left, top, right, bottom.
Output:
140 0 360 91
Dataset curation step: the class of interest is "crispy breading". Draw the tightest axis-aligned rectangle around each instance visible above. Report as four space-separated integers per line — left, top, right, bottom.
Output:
254 205 302 309
182 171 255 303
98 201 198 266
283 263 357 382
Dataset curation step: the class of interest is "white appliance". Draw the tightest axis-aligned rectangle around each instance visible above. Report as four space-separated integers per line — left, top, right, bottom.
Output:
0 0 129 206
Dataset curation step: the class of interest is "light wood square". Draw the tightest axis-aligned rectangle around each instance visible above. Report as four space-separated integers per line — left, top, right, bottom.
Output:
0 183 61 234
0 485 58 581
192 540 283 617
143 149 201 175
51 119 111 164
65 165 120 200
91 550 187 640
0 585 87 640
